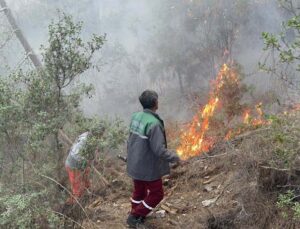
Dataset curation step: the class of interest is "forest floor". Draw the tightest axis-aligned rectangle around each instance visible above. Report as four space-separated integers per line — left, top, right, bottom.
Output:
61 112 300 229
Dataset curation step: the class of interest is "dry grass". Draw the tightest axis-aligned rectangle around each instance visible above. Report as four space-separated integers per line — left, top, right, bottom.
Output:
59 111 300 228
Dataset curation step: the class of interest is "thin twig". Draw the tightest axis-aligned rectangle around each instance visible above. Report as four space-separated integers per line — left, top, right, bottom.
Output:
277 184 300 188
215 182 232 203
50 210 87 229
91 165 110 187
230 127 271 142
292 195 300 201
259 165 290 172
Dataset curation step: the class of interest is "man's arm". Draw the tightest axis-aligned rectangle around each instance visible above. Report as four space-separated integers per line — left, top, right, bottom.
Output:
148 124 180 163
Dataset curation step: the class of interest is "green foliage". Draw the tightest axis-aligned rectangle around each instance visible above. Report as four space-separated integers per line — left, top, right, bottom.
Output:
277 190 300 220
277 190 294 208
0 12 106 158
266 114 283 125
0 12 108 228
99 118 128 150
293 202 300 219
260 1 300 78
36 11 105 132
42 11 106 90
262 32 280 50
0 77 23 133
268 115 299 168
25 12 105 167
0 188 60 228
72 117 127 160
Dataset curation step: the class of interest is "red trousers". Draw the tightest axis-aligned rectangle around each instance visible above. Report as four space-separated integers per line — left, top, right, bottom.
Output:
131 179 164 217
66 165 90 200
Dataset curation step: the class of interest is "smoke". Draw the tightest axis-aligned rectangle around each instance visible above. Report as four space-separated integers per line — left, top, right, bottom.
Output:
1 0 288 121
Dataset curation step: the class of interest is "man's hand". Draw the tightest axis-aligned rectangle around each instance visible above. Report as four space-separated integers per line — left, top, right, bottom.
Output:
171 159 188 169
117 154 127 162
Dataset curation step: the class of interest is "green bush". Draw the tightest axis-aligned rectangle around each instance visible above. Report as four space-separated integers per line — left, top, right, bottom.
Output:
0 188 60 228
277 190 300 220
0 12 108 228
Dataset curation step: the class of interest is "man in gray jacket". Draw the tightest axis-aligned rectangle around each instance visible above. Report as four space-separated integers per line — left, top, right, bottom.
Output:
126 90 180 227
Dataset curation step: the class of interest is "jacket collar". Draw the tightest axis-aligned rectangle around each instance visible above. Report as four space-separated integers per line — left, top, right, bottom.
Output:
143 109 164 125
144 108 158 117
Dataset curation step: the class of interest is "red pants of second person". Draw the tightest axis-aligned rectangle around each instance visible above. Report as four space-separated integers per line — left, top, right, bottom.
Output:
131 179 164 217
66 165 90 202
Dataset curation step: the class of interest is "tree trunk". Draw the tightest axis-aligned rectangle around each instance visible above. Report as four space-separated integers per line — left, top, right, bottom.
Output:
55 132 62 180
0 0 42 68
55 88 63 180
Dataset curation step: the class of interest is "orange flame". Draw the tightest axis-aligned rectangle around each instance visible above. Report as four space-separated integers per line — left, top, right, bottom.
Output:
224 130 232 140
177 64 234 159
243 110 250 124
250 102 270 126
177 64 270 160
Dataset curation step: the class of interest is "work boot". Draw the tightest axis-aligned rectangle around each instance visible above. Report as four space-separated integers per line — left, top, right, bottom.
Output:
140 216 146 223
126 214 144 228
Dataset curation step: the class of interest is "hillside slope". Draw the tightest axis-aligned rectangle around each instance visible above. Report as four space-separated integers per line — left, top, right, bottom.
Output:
62 111 300 229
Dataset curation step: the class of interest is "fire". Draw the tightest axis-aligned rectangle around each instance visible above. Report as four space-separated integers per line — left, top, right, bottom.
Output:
252 103 267 125
177 64 270 160
224 130 232 140
177 64 234 159
292 104 300 111
242 103 270 126
243 110 250 124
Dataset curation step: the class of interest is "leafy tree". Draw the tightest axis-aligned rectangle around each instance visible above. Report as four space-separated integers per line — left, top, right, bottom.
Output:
0 188 60 228
0 12 117 227
0 76 24 174
38 12 105 178
260 0 300 90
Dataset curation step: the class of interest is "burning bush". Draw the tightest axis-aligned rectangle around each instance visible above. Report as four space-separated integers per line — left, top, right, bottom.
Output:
177 64 270 160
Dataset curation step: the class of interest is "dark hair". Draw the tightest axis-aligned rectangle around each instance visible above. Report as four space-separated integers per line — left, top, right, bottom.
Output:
139 90 158 109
